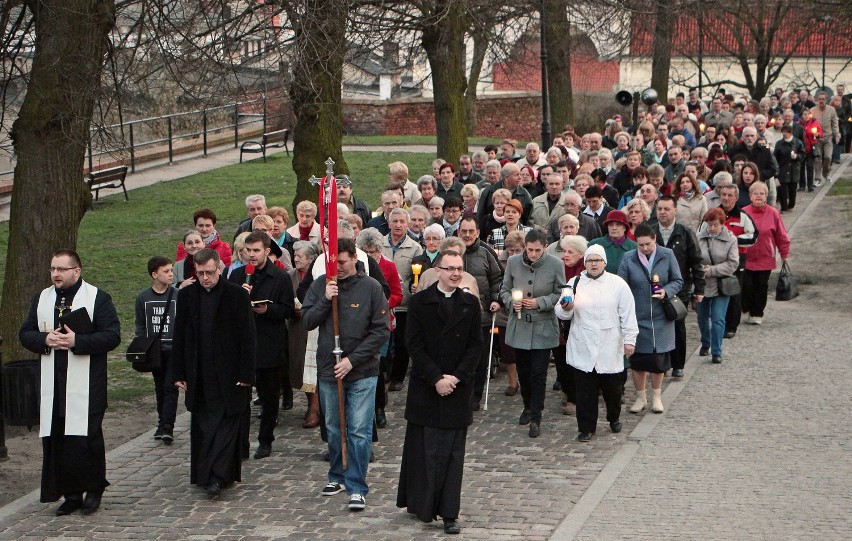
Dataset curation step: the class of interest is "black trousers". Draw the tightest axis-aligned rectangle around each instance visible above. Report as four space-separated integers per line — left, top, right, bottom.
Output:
574 369 623 435
725 265 746 333
777 182 797 211
671 315 687 370
553 344 577 403
515 348 551 422
742 269 772 318
390 312 410 383
256 367 282 445
151 350 179 428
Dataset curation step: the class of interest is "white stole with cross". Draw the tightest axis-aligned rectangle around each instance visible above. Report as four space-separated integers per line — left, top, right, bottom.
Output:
36 280 98 437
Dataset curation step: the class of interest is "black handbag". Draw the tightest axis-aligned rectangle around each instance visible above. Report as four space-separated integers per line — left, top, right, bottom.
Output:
662 295 688 321
705 238 741 296
775 261 799 301
126 287 174 372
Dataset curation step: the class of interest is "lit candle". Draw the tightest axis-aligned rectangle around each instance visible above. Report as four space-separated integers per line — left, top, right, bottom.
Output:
411 263 422 287
769 118 775 126
699 123 705 132
811 127 818 135
512 288 524 319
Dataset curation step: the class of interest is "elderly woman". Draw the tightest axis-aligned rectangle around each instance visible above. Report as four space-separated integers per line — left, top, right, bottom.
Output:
672 173 708 232
427 196 445 223
357 228 404 428
623 198 650 240
413 175 438 208
500 229 565 438
482 188 512 235
572 175 591 201
253 214 292 271
489 199 532 251
389 161 420 207
286 241 323 427
460 183 480 218
696 208 740 364
431 159 446 178
553 235 588 415
613 131 632 161
408 223 445 294
618 224 683 415
589 210 637 275
546 214 580 256
741 181 790 325
286 200 321 245
173 230 205 287
545 147 562 167
556 245 638 442
268 206 297 259
227 231 251 278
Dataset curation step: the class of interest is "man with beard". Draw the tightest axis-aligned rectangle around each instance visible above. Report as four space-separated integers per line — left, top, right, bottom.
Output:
19 249 121 516
173 249 256 497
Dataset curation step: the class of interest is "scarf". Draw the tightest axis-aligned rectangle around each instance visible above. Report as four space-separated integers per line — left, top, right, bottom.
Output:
638 248 655 270
203 229 219 246
426 250 439 262
611 234 628 246
681 190 695 200
298 224 312 241
492 209 507 224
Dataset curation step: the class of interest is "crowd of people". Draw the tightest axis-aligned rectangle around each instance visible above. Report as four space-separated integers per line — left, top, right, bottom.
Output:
22 83 849 533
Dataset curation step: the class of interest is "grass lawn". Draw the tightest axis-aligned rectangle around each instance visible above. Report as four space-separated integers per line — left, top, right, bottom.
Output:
828 175 852 197
0 150 434 401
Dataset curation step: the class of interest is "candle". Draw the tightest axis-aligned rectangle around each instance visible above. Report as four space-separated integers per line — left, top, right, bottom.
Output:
769 118 775 126
411 263 422 286
699 123 705 132
512 288 524 319
811 127 818 135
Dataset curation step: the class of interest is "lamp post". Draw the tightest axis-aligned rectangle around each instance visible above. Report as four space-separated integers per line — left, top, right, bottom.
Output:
539 0 551 150
818 15 832 90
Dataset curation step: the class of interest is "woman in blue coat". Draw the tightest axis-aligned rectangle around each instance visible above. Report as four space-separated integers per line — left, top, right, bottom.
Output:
618 224 683 414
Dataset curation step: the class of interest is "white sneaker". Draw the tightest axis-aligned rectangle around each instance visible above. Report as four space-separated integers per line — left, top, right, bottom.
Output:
814 180 822 187
751 317 762 325
348 493 366 511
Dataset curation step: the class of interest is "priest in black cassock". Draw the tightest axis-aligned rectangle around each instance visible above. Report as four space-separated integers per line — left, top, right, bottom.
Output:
172 249 256 497
397 249 483 535
19 249 121 516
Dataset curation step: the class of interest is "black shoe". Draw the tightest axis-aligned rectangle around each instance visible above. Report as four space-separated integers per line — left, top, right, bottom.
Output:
388 381 404 392
797 187 805 192
254 443 271 459
55 498 83 516
577 432 592 442
610 421 622 433
375 408 387 428
443 518 461 534
671 368 684 378
472 402 481 412
528 421 540 438
808 187 814 192
552 380 562 391
712 355 723 364
206 482 222 497
161 424 174 445
518 409 532 425
153 426 165 440
323 451 329 462
281 398 294 411
699 346 710 356
81 493 102 515
724 331 736 339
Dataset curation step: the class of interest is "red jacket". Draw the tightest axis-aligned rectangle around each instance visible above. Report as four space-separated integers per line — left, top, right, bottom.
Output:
377 254 403 329
800 118 823 153
176 235 233 267
742 204 790 271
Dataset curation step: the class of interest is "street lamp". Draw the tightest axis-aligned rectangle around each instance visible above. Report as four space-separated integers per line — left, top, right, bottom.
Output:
818 15 832 90
540 0 551 150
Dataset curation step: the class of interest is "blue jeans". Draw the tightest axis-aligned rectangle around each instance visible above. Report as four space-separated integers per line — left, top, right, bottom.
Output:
697 296 730 357
318 376 377 496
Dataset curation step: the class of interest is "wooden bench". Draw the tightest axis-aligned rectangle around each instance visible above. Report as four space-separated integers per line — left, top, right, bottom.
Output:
87 165 129 201
240 129 290 163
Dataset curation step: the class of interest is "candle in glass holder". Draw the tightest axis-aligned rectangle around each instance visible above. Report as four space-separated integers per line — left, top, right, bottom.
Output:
411 262 422 287
512 288 524 319
811 127 818 135
699 123 705 133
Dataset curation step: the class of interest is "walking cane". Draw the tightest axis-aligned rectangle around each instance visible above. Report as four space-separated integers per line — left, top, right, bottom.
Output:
483 312 497 411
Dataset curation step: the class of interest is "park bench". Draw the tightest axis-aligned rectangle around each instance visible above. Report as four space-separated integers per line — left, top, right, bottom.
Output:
240 128 290 163
87 165 129 201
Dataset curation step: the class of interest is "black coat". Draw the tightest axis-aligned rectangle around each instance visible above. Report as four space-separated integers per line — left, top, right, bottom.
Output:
228 260 294 369
727 142 777 182
172 279 256 415
773 138 805 185
404 284 483 429
19 283 121 417
654 221 705 299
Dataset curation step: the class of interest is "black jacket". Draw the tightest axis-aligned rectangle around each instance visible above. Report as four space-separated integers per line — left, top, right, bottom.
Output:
773 138 805 185
654 221 705 299
404 284 483 428
228 260 295 369
172 279 256 415
349 195 373 229
727 142 778 182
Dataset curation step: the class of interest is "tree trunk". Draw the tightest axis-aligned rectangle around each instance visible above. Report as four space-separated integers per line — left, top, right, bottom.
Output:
0 0 115 362
650 0 674 103
464 30 488 137
288 0 350 213
543 0 574 133
422 0 468 163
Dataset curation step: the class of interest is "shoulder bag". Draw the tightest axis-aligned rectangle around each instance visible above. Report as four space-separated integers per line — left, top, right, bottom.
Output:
126 287 174 372
662 295 688 321
705 238 741 297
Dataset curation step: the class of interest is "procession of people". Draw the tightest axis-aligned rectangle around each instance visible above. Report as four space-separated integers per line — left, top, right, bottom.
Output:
20 82 848 533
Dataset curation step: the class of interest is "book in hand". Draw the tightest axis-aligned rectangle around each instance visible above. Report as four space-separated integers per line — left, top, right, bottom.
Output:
251 299 273 306
58 307 94 334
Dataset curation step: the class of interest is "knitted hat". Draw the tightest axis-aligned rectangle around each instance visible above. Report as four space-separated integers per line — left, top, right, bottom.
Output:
584 244 607 264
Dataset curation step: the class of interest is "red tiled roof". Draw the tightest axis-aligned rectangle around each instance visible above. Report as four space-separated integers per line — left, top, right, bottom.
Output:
492 49 620 94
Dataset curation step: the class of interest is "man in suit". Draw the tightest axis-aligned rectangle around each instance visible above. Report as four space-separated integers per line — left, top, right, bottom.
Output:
172 249 256 497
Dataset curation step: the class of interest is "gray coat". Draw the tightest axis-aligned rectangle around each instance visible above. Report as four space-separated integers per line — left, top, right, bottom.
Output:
617 247 683 354
500 253 565 350
696 227 739 298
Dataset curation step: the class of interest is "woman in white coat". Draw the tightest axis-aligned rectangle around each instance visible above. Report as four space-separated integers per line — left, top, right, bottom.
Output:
555 245 639 442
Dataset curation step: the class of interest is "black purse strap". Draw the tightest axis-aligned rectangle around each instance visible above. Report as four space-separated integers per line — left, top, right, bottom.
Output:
155 287 175 340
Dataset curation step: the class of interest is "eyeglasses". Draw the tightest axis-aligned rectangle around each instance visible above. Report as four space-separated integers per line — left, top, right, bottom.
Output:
437 266 464 273
585 259 605 264
196 270 218 277
49 266 79 273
